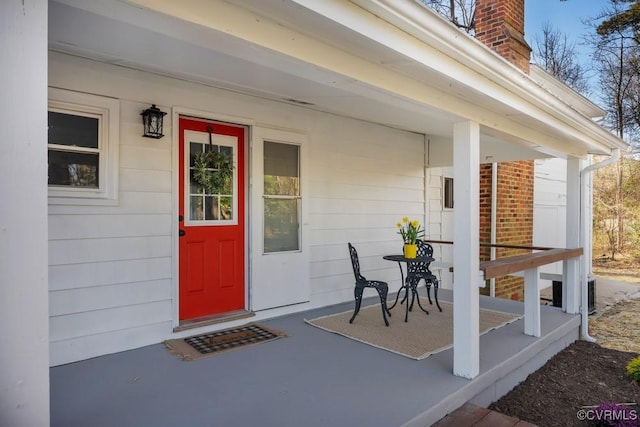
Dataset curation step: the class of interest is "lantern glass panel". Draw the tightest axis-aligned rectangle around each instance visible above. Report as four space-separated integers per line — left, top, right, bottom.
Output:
142 106 165 138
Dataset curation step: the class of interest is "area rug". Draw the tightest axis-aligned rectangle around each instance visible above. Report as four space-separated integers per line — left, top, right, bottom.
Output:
305 300 522 360
164 323 287 361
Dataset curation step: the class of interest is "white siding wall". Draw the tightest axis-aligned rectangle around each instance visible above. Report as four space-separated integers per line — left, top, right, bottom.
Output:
48 52 426 365
426 166 454 289
48 91 174 365
533 158 568 288
307 121 425 307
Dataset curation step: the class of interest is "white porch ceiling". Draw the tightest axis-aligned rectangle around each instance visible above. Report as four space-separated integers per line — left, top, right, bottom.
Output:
48 0 456 135
48 0 623 161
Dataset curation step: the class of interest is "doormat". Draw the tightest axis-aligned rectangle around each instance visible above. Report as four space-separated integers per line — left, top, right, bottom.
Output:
164 323 287 361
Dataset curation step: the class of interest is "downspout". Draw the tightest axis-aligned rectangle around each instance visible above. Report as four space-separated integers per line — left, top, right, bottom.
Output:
579 148 620 342
490 162 497 297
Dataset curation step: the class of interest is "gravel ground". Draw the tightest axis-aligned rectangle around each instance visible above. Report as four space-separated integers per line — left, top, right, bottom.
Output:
590 298 640 353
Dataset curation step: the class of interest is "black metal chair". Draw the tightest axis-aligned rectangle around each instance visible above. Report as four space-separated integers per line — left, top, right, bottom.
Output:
347 243 391 326
406 240 442 312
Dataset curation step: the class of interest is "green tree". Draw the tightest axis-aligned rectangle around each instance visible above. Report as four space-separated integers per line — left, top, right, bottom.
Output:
587 1 640 255
597 0 640 44
590 1 640 139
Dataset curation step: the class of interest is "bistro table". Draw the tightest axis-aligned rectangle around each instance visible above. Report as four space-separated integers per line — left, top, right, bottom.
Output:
383 254 434 322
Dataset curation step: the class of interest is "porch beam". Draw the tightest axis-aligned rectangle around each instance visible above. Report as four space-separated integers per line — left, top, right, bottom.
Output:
565 157 582 314
452 120 480 379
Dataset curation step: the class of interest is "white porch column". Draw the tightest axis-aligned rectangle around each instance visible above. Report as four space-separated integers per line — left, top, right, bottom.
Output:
0 1 50 426
565 157 581 314
452 121 480 379
524 267 541 337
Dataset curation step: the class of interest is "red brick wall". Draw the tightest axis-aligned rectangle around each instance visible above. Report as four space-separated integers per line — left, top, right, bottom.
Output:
475 0 531 72
493 160 534 300
475 1 533 300
479 165 493 261
479 165 493 296
478 162 534 299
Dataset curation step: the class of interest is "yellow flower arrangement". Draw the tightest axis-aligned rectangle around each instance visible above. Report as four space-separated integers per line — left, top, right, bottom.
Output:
396 217 424 244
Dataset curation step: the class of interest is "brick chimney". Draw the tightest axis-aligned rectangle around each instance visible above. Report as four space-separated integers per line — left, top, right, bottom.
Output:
474 0 531 72
475 0 534 301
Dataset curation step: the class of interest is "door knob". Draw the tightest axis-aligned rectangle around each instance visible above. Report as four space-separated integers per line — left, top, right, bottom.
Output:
179 230 186 237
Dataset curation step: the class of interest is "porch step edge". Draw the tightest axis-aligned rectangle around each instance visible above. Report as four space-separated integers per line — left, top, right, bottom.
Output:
402 314 580 427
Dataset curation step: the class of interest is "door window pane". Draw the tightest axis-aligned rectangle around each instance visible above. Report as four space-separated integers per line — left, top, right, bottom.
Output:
264 199 300 252
264 142 299 196
219 196 233 220
188 139 235 223
190 195 204 220
264 141 300 253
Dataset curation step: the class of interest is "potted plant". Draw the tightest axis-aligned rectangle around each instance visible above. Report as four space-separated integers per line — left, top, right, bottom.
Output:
396 217 424 258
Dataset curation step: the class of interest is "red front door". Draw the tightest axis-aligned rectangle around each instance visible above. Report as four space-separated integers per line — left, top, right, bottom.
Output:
178 117 246 320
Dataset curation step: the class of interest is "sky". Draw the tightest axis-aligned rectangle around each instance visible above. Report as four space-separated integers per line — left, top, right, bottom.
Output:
524 0 614 99
525 0 610 62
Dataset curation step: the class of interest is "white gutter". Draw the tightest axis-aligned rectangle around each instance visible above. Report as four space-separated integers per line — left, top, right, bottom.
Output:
579 149 620 342
348 0 628 154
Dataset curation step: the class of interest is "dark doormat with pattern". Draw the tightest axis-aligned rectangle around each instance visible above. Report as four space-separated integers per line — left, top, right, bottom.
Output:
164 323 287 361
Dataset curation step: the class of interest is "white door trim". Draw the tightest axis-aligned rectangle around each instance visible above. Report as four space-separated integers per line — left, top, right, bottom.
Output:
170 106 254 329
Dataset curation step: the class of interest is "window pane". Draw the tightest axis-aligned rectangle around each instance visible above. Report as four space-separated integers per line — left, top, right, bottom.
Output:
189 170 201 195
189 142 201 167
444 177 454 209
220 196 233 220
48 150 99 187
190 195 204 220
264 141 299 196
202 196 232 220
264 199 299 252
205 196 217 220
48 111 99 149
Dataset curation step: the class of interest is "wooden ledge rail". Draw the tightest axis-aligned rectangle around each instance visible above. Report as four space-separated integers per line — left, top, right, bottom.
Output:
424 239 555 251
479 247 583 281
423 239 584 339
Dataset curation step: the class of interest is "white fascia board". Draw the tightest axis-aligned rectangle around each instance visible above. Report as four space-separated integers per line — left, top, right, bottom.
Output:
331 0 626 153
529 65 607 120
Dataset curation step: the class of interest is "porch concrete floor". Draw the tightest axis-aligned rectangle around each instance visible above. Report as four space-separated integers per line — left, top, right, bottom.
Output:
50 289 579 427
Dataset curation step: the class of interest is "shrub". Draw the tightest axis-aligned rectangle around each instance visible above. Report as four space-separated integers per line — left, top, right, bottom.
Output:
627 356 640 382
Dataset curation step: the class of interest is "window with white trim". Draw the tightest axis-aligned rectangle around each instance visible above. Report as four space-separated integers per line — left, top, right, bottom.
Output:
48 88 119 204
